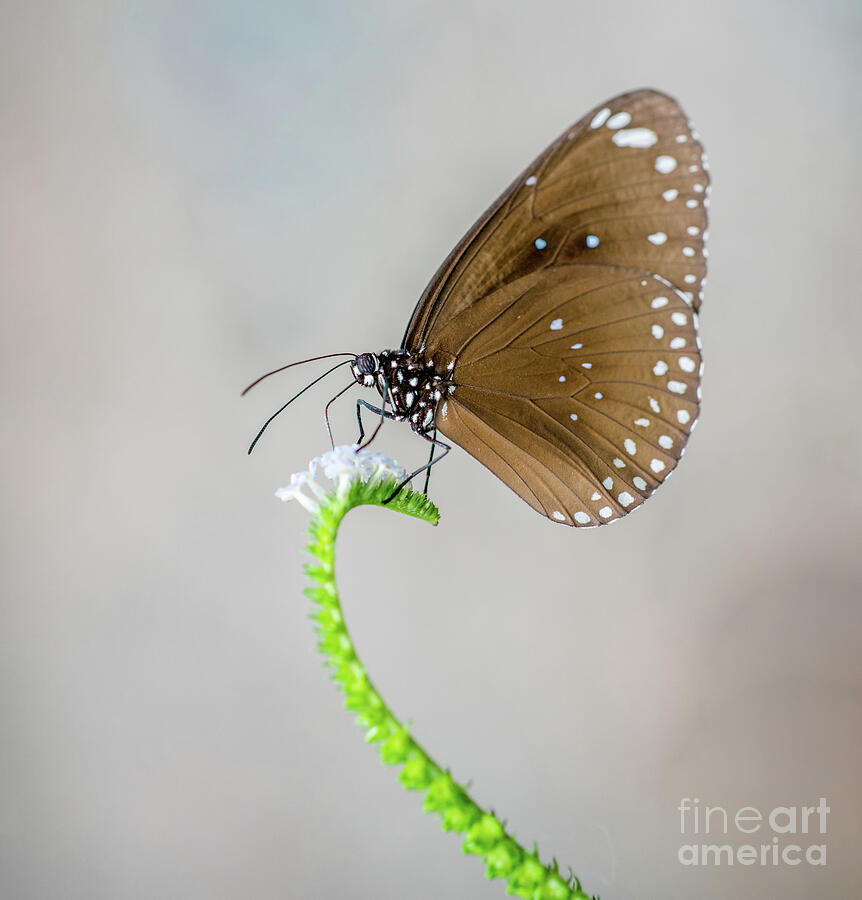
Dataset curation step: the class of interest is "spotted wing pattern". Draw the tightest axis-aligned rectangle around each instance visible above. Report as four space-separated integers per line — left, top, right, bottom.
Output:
404 89 709 344
407 89 709 526
432 264 701 525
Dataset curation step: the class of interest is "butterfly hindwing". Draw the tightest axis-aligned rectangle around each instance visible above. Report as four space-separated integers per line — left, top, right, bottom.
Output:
432 264 702 526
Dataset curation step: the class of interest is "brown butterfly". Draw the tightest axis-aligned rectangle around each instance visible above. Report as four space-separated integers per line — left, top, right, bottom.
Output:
250 89 709 527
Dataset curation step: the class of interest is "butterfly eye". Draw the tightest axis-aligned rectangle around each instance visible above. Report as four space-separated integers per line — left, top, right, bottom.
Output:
355 353 378 376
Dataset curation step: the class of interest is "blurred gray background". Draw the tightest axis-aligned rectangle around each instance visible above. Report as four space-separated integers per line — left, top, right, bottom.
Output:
2 2 860 898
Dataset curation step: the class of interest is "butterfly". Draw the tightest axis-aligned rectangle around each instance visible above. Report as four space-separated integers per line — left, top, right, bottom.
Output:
250 89 709 527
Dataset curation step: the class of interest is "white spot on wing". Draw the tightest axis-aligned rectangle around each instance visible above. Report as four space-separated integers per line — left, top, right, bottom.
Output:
648 231 667 245
655 155 677 174
612 127 658 148
599 506 613 518
606 111 632 129
677 409 690 425
550 318 563 330
679 356 696 373
650 458 666 473
651 296 668 308
651 324 664 340
658 434 673 449
618 491 634 507
590 107 611 129
667 380 687 394
624 438 637 455
525 175 537 186
552 510 566 521
633 476 647 490
671 312 688 326
662 188 679 202
653 360 669 376
574 511 591 524
586 234 600 248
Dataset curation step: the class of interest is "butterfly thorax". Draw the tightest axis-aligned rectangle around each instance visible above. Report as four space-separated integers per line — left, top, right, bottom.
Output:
351 349 450 434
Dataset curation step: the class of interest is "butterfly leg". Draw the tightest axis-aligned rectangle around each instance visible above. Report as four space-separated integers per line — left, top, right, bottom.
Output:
355 397 398 450
383 431 451 504
421 427 437 495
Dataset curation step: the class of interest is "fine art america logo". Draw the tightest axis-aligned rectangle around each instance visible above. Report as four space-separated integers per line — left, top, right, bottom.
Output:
678 797 829 867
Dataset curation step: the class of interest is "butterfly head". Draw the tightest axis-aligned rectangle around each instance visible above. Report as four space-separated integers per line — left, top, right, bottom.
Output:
350 353 379 387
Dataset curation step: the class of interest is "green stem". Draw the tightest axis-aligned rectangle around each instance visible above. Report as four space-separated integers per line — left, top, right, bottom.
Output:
302 477 595 900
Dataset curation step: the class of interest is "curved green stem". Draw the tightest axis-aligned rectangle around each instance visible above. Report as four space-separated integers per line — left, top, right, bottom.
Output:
301 477 595 900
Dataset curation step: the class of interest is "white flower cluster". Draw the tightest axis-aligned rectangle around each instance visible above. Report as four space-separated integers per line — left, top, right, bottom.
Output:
275 445 407 513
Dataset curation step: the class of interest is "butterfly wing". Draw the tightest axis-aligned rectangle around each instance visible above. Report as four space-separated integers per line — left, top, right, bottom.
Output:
404 89 709 348
406 89 708 526
431 264 701 526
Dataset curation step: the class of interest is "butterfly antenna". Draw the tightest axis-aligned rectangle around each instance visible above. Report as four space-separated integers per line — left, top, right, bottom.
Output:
241 352 357 396
247 359 353 455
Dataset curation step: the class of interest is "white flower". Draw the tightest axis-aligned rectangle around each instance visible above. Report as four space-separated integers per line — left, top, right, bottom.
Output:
274 471 321 513
275 445 407 513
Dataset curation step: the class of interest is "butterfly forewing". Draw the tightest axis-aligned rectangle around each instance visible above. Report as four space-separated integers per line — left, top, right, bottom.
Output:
408 89 708 526
404 89 709 347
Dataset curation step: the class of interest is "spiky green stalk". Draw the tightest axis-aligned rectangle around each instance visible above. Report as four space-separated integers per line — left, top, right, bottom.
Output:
300 476 595 900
